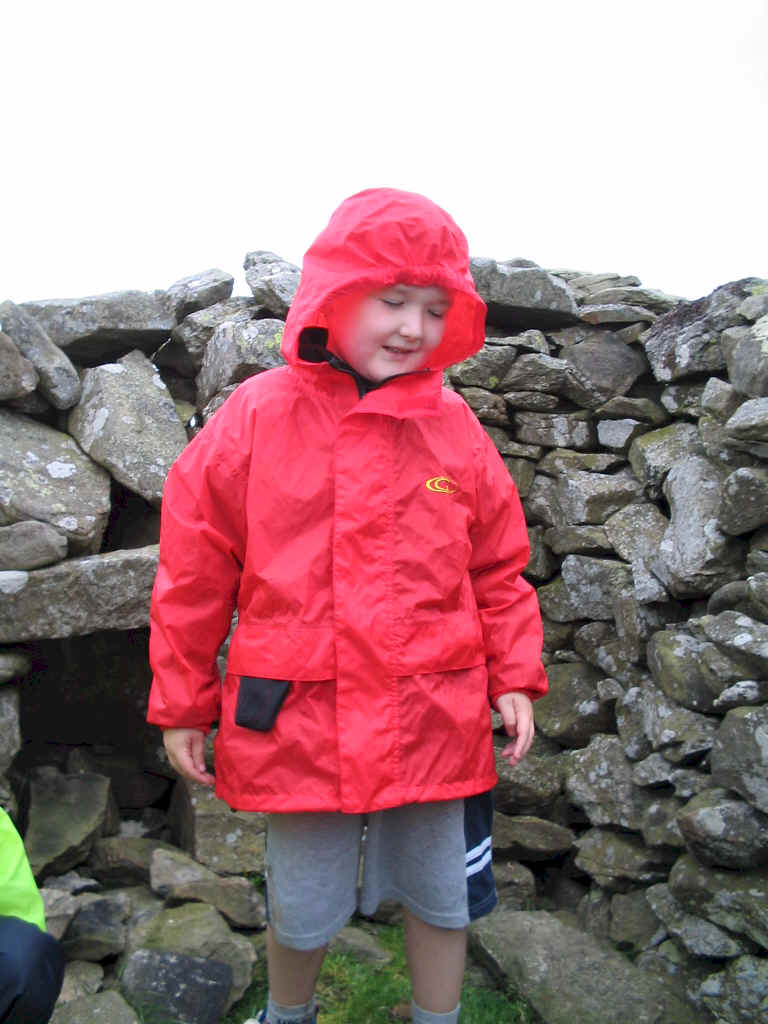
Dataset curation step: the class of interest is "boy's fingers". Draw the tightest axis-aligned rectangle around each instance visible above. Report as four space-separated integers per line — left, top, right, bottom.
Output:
163 729 216 786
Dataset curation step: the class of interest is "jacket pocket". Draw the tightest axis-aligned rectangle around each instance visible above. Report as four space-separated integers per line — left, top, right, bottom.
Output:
234 676 291 731
226 625 336 680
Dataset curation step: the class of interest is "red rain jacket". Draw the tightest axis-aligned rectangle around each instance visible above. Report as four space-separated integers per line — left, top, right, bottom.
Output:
148 188 547 813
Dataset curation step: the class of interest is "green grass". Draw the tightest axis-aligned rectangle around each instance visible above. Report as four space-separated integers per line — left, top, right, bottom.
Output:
225 923 536 1024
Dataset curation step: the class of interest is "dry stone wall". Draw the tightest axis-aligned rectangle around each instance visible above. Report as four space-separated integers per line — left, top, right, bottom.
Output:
1 255 767 1023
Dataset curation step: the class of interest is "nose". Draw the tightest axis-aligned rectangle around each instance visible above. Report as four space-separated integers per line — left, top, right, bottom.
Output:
398 306 424 342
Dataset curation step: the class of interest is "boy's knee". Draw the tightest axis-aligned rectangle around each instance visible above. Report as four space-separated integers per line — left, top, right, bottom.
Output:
0 916 65 1024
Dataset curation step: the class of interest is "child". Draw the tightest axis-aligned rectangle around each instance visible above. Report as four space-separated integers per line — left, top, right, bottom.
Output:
0 808 65 1024
147 188 547 1024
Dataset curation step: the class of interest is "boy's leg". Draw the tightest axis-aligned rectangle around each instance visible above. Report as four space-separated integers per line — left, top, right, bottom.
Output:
403 907 465 1015
265 926 326 1005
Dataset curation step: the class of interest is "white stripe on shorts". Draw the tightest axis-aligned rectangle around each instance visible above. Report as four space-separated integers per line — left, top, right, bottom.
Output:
465 834 492 877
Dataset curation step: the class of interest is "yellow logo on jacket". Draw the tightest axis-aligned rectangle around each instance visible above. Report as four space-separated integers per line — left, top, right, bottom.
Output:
425 476 459 494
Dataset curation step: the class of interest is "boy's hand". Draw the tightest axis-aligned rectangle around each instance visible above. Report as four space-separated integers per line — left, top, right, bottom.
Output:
163 728 216 787
495 692 534 768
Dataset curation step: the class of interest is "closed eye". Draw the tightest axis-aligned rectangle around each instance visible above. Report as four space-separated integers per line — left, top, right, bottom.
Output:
381 298 403 308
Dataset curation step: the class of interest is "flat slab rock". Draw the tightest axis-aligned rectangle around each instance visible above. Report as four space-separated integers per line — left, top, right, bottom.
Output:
470 908 699 1023
0 545 159 643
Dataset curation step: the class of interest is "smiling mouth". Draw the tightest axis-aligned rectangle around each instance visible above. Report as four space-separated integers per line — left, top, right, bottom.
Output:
383 346 416 355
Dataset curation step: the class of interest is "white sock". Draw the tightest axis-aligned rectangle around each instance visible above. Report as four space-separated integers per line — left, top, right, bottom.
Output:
411 1000 461 1023
265 995 316 1024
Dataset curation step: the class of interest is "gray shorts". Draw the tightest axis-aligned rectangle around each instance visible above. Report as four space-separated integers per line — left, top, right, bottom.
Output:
264 795 496 950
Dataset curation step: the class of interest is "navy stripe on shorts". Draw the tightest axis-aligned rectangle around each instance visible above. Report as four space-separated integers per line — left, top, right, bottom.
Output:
464 790 497 921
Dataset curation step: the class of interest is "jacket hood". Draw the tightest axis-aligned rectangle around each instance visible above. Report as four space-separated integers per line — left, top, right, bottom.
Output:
281 188 487 373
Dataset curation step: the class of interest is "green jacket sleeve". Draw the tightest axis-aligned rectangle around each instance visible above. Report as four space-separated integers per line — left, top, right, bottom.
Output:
0 808 45 931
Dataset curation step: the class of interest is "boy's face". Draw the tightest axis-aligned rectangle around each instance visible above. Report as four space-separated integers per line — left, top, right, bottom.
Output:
326 284 451 382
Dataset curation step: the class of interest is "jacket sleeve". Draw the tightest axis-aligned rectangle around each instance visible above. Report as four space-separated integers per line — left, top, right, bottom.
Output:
468 424 548 704
147 390 250 732
0 809 46 930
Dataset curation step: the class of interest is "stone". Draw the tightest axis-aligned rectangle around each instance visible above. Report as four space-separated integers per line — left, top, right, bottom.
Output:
555 468 644 525
491 812 574 860
748 527 768 574
574 829 677 889
448 343 520 389
165 296 258 375
630 754 710 799
50 990 140 1024
628 422 702 497
141 902 255 1008
723 396 768 457
0 300 81 408
604 503 669 564
538 555 633 621
0 687 20 774
470 908 698 1023
20 290 175 364
656 456 747 597
524 524 558 580
40 888 81 940
596 418 648 452
701 376 744 420
532 662 614 747
640 279 762 383
243 250 300 316
723 312 768 397
585 286 682 316
609 889 667 953
493 859 537 909
645 883 750 959
492 742 564 816
331 925 393 964
196 317 285 407
0 520 68 570
61 895 128 960
580 303 657 324
25 769 120 880
0 409 111 554
166 268 234 321
497 352 568 393
470 258 579 327
502 455 536 496
559 335 649 409
503 390 560 412
57 960 104 1003
713 679 768 710
595 394 670 425
456 387 512 428
504 328 549 353
659 381 707 418
150 847 266 928
677 789 768 870
669 853 768 950
68 350 187 507
710 705 768 814
459 387 509 424
616 681 716 765
646 628 756 713
542 525 613 556
119 949 232 1024
0 649 30 683
0 330 37 400
168 776 267 874
87 836 178 886
565 735 655 830
0 546 159 642
698 955 768 1024
512 409 595 450
538 448 625 476
696 609 768 676
640 796 685 848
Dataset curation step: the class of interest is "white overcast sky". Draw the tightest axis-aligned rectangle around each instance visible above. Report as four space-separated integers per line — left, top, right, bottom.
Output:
3 0 767 305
